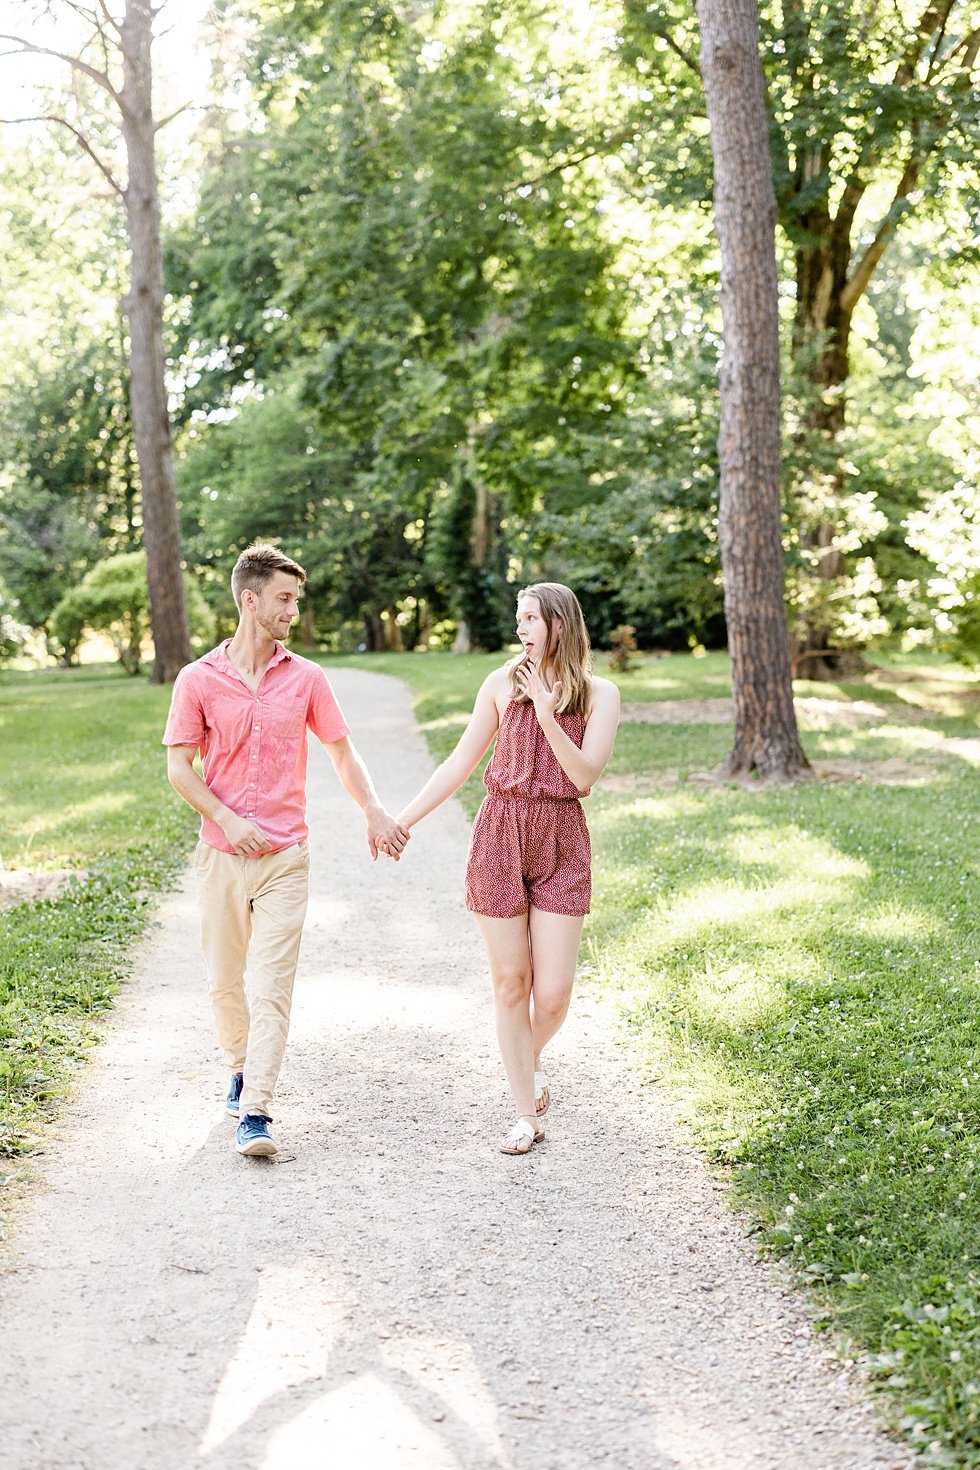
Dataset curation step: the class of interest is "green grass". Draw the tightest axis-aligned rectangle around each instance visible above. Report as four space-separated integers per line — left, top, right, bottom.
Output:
0 664 196 1160
328 647 980 1467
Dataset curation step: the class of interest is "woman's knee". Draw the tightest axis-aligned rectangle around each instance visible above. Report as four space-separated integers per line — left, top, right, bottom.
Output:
493 969 532 1010
532 984 571 1026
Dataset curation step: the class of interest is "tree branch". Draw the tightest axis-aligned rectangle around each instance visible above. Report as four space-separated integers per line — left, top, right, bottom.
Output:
945 25 980 71
893 1 955 86
0 112 124 196
924 1 954 81
503 122 673 198
56 0 101 29
0 32 120 102
154 100 196 132
652 27 701 78
840 146 927 312
96 0 123 36
832 173 869 259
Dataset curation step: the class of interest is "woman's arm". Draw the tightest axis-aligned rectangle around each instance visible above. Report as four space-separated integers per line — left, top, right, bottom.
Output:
516 667 621 790
397 671 505 829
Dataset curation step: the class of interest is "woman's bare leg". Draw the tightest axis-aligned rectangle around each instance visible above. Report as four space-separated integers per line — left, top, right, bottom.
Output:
529 908 585 1091
474 913 537 1126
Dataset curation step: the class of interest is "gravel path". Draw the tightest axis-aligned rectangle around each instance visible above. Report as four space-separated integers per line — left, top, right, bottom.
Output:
0 668 914 1470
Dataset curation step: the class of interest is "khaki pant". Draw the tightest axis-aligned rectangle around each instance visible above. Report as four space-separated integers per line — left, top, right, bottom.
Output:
192 839 311 1118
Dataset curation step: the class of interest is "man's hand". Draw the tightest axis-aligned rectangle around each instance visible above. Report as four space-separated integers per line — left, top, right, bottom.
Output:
219 810 274 858
365 802 411 862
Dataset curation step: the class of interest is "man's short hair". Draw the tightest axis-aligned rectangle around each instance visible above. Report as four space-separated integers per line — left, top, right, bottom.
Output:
231 543 307 610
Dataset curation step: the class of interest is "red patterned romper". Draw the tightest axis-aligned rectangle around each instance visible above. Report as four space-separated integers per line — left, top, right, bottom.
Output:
465 698 592 918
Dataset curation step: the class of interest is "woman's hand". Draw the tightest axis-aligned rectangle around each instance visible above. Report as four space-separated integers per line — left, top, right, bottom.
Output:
515 659 561 725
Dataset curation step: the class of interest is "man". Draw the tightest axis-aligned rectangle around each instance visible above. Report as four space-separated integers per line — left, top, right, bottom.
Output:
163 543 409 1158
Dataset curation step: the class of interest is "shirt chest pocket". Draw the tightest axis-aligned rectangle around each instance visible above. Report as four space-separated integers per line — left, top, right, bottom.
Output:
269 694 308 741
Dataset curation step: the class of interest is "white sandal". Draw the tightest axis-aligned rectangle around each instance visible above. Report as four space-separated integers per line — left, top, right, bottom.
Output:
499 1116 544 1155
534 1071 551 1117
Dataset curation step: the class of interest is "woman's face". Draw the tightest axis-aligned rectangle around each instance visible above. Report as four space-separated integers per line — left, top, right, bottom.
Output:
516 595 557 666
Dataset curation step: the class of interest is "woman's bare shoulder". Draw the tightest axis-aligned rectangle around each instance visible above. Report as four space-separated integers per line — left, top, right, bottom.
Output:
476 663 514 716
587 675 621 716
483 663 513 689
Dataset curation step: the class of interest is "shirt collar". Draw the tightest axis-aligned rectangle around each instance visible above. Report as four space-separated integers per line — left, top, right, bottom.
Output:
202 639 292 672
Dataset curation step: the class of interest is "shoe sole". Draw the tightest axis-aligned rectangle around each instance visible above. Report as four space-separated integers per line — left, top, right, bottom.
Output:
237 1136 278 1157
226 1105 241 1119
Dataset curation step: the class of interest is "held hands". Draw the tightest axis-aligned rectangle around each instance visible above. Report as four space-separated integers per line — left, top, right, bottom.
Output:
366 802 411 863
514 659 561 724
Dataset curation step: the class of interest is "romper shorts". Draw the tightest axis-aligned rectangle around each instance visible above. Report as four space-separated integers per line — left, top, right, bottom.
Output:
465 793 591 918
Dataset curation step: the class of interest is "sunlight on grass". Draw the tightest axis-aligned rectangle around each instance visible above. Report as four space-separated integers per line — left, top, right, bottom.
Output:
856 904 940 941
719 823 870 879
594 792 692 823
12 791 133 840
647 867 865 945
419 712 470 734
691 960 786 1030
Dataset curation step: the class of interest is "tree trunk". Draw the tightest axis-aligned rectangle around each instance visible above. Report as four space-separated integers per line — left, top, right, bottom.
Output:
118 0 191 684
383 606 400 650
364 610 385 651
696 0 810 782
792 239 852 436
791 227 851 675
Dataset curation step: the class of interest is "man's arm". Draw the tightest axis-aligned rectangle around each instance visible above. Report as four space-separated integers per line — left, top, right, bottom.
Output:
166 745 273 857
322 736 410 861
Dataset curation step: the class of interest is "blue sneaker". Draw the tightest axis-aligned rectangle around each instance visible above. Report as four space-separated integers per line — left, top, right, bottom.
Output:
226 1073 244 1118
236 1113 278 1157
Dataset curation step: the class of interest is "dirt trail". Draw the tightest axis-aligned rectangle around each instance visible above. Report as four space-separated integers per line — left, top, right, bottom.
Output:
0 668 913 1470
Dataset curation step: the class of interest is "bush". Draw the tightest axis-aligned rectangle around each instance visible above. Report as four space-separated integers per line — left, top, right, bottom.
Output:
51 552 215 673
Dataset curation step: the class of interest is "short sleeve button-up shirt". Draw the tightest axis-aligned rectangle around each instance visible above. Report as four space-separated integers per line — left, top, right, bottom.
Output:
163 640 350 854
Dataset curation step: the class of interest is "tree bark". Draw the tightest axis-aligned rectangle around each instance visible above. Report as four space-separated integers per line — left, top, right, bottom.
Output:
118 0 191 683
696 0 811 781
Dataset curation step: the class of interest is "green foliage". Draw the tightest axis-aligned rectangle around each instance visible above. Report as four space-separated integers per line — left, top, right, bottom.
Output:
0 139 134 654
763 3 979 255
539 333 726 648
49 552 214 674
0 593 31 664
426 467 511 651
2 0 976 671
905 484 980 666
169 0 640 643
0 333 138 648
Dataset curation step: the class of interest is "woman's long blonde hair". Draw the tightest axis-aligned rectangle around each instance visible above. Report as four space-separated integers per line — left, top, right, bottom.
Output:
508 582 593 718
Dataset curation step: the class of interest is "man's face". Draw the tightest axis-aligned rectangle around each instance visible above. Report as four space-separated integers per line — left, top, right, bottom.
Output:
250 572 301 641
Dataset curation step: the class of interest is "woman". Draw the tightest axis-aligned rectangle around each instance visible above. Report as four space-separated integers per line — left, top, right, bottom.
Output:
395 583 620 1154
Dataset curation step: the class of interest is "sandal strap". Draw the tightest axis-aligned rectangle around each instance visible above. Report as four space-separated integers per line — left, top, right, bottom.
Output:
502 1117 537 1145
